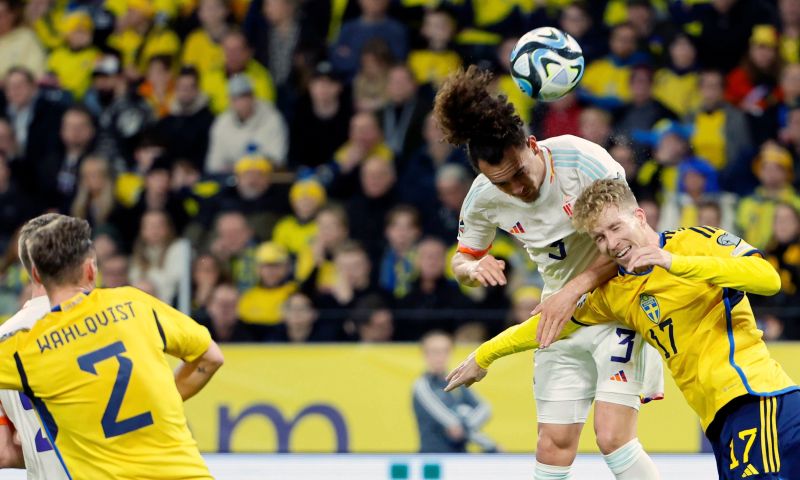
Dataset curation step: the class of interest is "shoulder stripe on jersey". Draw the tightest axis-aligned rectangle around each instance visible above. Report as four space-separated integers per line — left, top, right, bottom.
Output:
688 227 712 238
14 353 73 479
552 149 609 176
743 249 764 258
461 182 492 214
553 161 601 180
153 309 166 351
699 226 717 234
722 288 800 399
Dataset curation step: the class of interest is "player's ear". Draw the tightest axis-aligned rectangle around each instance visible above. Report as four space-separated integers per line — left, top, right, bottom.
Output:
30 266 42 285
528 135 539 154
85 256 97 286
633 207 647 227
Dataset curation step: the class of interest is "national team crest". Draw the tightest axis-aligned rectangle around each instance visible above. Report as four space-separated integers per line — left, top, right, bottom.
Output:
639 294 660 324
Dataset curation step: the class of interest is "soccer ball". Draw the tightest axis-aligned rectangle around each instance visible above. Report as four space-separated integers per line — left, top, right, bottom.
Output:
509 27 585 102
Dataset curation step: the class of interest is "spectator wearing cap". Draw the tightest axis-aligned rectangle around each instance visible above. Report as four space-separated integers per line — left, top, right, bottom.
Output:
182 0 231 77
2 66 65 173
658 157 738 232
201 30 276 114
156 67 215 171
198 153 290 240
737 142 800 249
129 209 192 310
685 70 752 181
195 283 256 342
0 0 45 79
329 0 408 81
206 74 288 174
237 241 298 336
45 10 100 100
726 24 782 116
35 105 96 212
106 0 180 76
288 61 352 169
272 178 326 281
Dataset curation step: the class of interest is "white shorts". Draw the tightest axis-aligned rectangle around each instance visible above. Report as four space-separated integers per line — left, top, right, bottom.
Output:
533 323 664 424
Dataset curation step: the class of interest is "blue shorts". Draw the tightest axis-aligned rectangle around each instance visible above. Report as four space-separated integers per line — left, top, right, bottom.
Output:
708 391 800 479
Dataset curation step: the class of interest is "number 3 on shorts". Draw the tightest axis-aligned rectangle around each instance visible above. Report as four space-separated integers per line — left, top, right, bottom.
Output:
610 328 636 363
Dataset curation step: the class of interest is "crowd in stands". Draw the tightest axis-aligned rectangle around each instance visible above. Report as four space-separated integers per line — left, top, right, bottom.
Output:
0 0 799 342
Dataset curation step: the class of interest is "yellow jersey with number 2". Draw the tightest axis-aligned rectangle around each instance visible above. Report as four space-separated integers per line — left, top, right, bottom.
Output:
0 287 213 480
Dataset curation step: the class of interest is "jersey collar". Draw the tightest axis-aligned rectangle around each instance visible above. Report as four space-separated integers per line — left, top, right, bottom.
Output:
51 291 91 313
618 233 670 276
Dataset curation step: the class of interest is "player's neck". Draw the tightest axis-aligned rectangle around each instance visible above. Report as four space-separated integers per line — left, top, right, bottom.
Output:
30 283 47 300
45 285 88 309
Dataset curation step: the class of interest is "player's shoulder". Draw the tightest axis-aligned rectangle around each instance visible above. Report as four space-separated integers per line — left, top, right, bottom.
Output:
542 135 620 176
0 296 51 337
664 226 759 256
462 174 499 211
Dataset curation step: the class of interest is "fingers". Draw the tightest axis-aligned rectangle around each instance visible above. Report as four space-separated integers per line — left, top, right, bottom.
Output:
530 303 542 317
540 316 566 348
472 264 507 286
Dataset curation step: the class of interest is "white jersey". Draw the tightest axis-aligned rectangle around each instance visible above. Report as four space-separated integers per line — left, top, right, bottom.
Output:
0 296 67 480
458 135 625 297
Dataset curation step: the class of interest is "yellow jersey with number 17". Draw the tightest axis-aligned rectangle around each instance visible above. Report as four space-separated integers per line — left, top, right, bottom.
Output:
575 227 798 430
0 286 213 480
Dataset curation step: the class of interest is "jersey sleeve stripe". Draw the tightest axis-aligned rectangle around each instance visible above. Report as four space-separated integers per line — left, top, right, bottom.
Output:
13 353 73 479
553 150 609 177
0 415 10 426
553 161 601 180
457 244 491 258
743 249 764 258
153 310 167 351
688 227 712 238
461 182 491 213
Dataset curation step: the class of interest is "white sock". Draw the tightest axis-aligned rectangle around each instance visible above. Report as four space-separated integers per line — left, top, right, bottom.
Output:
603 438 661 479
534 461 571 480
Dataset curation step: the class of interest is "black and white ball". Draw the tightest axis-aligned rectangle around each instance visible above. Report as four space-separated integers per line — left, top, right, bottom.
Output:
509 27 585 102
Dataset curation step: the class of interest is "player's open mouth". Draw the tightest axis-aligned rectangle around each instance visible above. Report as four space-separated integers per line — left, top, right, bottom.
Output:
615 246 631 259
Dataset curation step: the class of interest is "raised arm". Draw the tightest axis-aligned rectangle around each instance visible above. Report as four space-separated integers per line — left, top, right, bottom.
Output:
668 254 781 296
174 340 224 401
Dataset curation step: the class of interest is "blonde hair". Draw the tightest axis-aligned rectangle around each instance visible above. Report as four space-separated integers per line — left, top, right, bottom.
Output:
572 179 638 232
71 155 115 225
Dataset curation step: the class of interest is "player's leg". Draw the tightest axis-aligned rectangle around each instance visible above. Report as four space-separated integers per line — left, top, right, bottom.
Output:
592 326 661 479
533 331 597 480
775 390 800 479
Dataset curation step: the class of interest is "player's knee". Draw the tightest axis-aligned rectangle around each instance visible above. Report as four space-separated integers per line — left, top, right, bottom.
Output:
537 430 578 459
594 427 630 455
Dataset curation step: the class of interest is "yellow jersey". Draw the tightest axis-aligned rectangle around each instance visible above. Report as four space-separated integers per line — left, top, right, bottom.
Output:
478 227 797 431
0 287 213 479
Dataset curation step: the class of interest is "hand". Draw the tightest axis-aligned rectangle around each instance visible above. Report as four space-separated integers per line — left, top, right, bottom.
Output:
445 352 487 392
445 424 465 441
533 287 580 348
626 245 672 272
468 255 507 287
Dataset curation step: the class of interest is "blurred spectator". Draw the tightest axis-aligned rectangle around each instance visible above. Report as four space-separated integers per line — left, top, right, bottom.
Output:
326 111 393 198
352 293 394 342
760 202 800 339
182 0 231 76
198 283 255 342
156 67 215 171
531 92 583 140
426 163 472 242
3 67 64 169
304 203 349 294
736 142 800 249
106 0 180 77
0 118 18 162
92 226 122 265
199 154 290 239
201 30 276 114
762 64 800 147
658 158 737 232
99 254 130 288
635 120 694 203
395 237 473 341
681 0 777 72
128 210 191 308
653 33 700 118
206 75 288 173
272 178 326 281
46 10 100 100
137 55 175 118
132 277 158 296
0 0 45 78
124 158 190 241
288 61 352 169
580 22 647 110
114 133 167 209
640 197 661 231
192 253 227 313
70 155 117 227
23 0 65 50
238 241 298 335
246 0 306 91
412 331 496 453
780 105 800 185
347 156 398 262
614 65 676 142
557 2 606 64
36 105 96 212
725 25 782 116
329 0 408 81
352 37 393 112
697 199 724 228
379 205 420 298
508 285 541 326
626 0 673 62
687 70 752 180
0 151 32 252
779 0 800 64
380 64 431 163
270 292 333 342
407 6 460 89
578 107 613 148
209 211 259 290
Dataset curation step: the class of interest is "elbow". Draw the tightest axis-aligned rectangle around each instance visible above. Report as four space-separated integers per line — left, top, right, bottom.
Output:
763 269 782 296
206 342 225 371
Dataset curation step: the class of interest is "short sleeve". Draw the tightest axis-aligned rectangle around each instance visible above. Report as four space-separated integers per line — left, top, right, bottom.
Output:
457 185 497 258
0 334 24 391
127 288 212 362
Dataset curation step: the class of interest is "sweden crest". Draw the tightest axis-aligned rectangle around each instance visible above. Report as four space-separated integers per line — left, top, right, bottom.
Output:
640 294 660 324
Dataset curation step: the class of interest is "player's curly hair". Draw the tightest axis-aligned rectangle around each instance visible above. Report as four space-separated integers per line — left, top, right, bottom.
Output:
572 179 638 233
433 65 527 170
